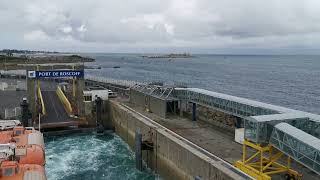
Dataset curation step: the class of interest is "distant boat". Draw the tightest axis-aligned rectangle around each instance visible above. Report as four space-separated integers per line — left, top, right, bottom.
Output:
113 66 120 69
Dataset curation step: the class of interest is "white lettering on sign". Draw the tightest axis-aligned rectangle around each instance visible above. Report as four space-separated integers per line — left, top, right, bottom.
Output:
59 72 81 76
38 72 52 77
35 71 83 78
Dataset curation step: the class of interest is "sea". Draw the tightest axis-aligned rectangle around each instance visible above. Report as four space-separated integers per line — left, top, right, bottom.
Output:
46 54 320 179
45 133 159 180
85 54 320 114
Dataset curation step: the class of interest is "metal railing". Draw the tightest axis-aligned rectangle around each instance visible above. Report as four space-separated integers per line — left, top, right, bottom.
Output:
174 88 279 118
85 75 143 88
0 70 26 76
56 86 73 115
4 107 21 119
37 87 46 115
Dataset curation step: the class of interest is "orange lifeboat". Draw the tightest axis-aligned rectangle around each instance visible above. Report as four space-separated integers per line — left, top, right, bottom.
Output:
0 161 46 180
0 121 46 179
0 133 11 144
11 127 45 149
0 121 21 131
0 121 22 144
15 145 45 166
0 124 45 166
0 143 45 167
0 126 40 140
0 126 44 148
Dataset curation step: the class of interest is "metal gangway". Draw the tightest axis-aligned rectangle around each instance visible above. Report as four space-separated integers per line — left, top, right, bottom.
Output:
270 123 320 173
174 88 320 179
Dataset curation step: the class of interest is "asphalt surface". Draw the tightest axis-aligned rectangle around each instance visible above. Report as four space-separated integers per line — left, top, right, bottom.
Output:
41 91 70 123
0 91 26 119
0 78 27 118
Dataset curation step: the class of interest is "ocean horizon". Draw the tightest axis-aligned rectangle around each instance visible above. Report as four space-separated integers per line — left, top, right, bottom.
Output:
84 53 320 114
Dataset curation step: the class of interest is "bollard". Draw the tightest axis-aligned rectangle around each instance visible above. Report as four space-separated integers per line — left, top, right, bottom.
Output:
135 129 142 171
192 103 197 121
20 98 30 127
95 96 102 124
235 117 242 128
95 96 104 134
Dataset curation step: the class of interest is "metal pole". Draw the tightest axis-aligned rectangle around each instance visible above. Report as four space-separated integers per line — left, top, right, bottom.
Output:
37 65 40 93
37 66 40 127
5 56 7 71
135 129 142 171
38 113 41 132
73 65 76 97
243 141 246 163
192 103 197 121
287 156 291 169
25 69 28 91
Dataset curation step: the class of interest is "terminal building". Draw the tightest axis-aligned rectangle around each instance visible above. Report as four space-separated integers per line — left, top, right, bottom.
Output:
130 84 179 118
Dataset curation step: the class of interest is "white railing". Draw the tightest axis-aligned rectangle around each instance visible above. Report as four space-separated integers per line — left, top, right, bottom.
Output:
85 74 145 88
0 70 147 88
4 107 21 119
0 70 26 76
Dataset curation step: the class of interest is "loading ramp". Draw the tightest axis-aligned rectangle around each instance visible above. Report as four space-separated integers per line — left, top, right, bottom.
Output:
40 90 78 128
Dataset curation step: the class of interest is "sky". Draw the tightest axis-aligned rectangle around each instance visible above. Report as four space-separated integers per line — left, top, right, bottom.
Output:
1 0 320 54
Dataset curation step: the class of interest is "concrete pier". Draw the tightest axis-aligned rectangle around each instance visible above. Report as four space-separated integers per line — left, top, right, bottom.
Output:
4 71 319 179
107 100 251 180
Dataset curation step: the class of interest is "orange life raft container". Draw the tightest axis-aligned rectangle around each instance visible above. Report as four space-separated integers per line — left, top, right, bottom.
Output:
0 124 45 166
0 121 46 179
0 161 46 180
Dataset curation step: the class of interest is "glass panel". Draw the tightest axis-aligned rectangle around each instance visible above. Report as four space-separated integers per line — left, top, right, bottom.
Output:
4 168 13 176
245 120 258 142
15 130 22 135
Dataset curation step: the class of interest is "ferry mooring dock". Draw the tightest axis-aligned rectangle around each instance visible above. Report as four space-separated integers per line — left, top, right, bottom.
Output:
1 57 320 180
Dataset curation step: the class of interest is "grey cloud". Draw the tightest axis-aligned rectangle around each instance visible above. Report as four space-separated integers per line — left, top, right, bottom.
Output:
0 0 320 53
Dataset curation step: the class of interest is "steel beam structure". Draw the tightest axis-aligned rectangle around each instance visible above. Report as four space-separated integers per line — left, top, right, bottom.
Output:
270 123 320 175
174 87 320 177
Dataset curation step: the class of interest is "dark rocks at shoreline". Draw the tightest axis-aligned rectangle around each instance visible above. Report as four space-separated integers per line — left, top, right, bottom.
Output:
141 53 192 59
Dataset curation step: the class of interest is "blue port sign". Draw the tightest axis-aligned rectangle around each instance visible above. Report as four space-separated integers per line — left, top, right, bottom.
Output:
28 70 84 78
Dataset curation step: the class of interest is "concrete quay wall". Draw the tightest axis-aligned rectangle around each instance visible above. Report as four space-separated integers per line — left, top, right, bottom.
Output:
108 100 250 180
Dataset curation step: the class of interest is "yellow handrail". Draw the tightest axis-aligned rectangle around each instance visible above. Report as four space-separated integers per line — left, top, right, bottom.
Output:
37 87 46 115
56 86 73 115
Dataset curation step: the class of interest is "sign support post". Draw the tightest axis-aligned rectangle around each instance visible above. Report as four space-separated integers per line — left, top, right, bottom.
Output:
37 65 40 98
73 65 76 97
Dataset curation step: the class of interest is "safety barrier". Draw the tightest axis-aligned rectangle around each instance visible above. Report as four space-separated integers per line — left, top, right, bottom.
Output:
56 86 73 115
85 75 144 87
4 107 21 119
37 87 46 115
